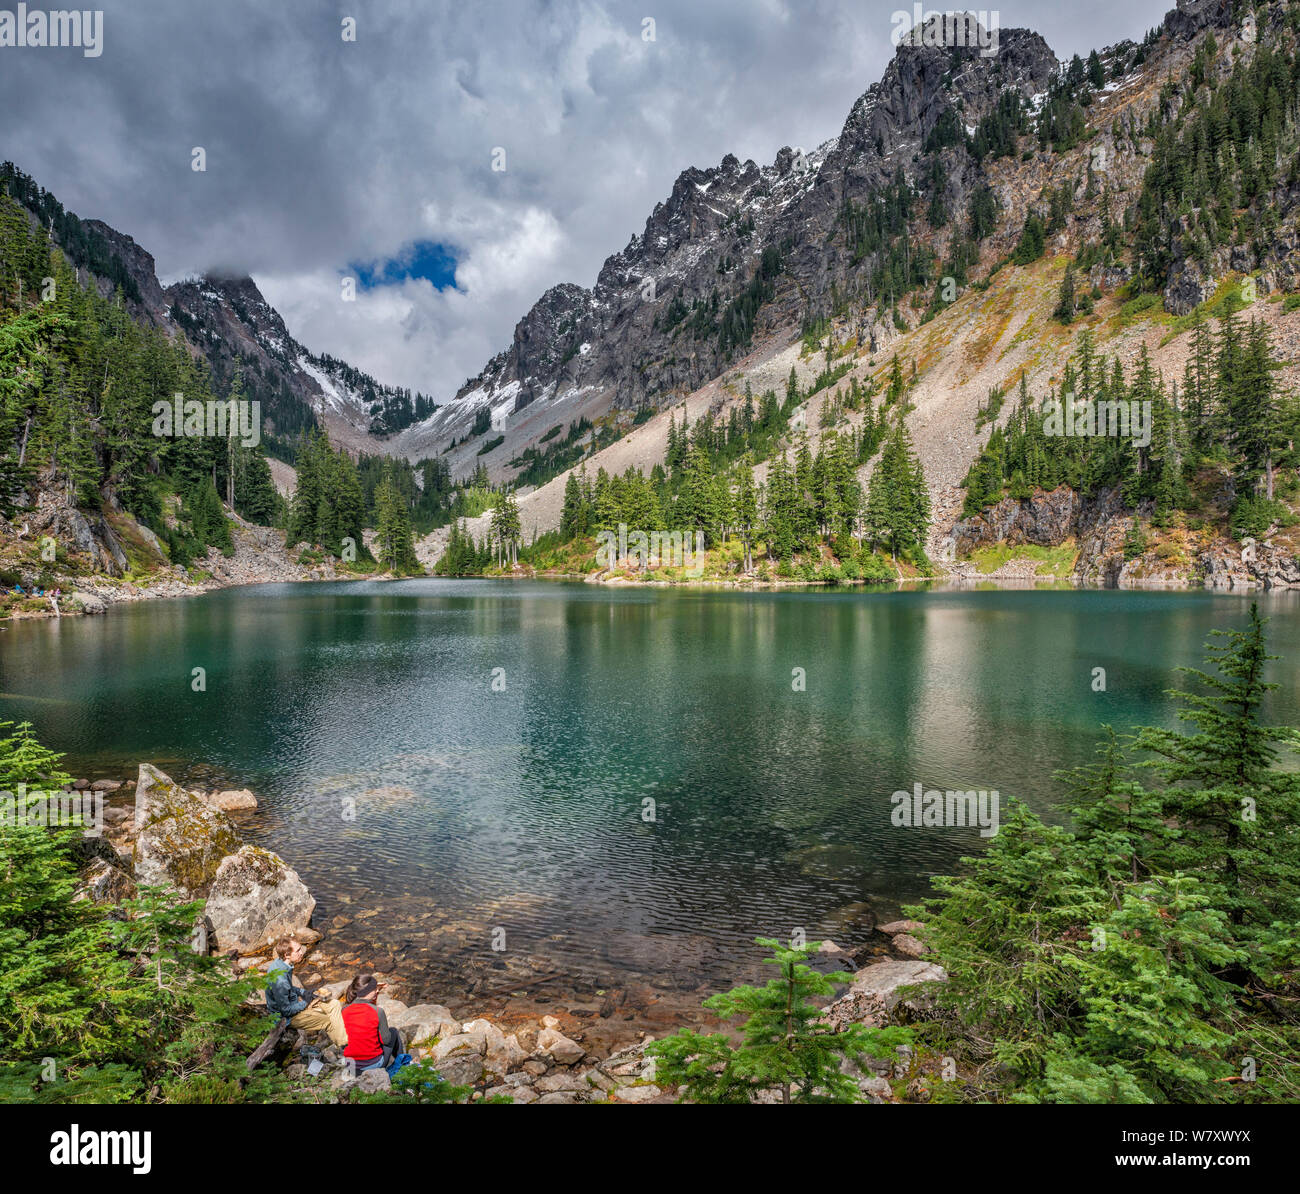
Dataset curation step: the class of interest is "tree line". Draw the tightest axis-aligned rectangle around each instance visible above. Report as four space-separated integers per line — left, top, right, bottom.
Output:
960 318 1300 537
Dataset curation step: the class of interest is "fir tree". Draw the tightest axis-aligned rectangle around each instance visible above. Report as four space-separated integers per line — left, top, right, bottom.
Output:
647 938 911 1104
1136 604 1300 933
373 464 420 574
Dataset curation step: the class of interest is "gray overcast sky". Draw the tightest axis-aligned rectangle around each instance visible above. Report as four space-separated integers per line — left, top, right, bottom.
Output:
1 0 1173 400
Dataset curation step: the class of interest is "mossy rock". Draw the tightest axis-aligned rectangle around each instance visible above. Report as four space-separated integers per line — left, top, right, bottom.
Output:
133 763 242 896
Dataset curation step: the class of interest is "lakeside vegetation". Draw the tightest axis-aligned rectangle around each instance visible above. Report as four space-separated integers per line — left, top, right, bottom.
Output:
437 362 931 584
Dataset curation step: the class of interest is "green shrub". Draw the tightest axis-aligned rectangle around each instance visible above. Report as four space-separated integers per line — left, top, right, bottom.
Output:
1230 495 1294 541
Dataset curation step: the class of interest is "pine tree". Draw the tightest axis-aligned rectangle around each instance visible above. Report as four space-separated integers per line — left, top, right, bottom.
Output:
1136 604 1300 932
373 465 420 574
647 938 911 1104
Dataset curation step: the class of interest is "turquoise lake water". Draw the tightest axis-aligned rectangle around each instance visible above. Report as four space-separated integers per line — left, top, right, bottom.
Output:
2 580 1296 998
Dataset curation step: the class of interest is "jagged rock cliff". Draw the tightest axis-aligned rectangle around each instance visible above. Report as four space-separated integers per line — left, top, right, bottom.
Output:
406 19 1060 468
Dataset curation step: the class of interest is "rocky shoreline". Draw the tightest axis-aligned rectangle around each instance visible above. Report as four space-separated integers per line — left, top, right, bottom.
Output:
940 485 1300 590
72 762 944 1104
1 514 416 623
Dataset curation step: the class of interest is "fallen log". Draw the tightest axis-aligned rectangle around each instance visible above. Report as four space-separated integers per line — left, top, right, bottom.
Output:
246 1017 290 1071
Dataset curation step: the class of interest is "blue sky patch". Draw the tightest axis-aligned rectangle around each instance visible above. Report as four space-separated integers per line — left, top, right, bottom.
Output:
351 240 459 291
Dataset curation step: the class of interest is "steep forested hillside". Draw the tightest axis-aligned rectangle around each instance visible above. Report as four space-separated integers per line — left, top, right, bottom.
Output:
0 192 278 572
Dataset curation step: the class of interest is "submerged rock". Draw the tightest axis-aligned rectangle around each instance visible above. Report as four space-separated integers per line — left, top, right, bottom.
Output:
204 788 259 812
877 919 923 936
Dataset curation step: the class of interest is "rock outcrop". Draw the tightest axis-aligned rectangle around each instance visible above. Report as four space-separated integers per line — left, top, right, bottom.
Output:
822 958 949 1030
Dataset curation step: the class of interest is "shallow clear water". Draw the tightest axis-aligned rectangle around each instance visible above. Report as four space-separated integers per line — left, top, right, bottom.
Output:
2 580 1296 1000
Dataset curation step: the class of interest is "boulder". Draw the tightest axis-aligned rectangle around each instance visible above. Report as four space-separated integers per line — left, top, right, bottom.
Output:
66 591 106 615
821 959 948 1030
204 788 258 812
460 1018 527 1075
132 764 241 895
74 857 138 905
891 934 930 959
613 1084 662 1103
484 1083 537 1103
66 833 128 870
430 1051 484 1088
877 919 923 935
430 1022 524 1081
860 1076 893 1103
357 1068 391 1095
329 1068 360 1092
534 1071 587 1094
431 1033 483 1063
389 1003 459 1045
851 959 946 1006
91 779 123 792
535 1026 585 1066
203 845 316 955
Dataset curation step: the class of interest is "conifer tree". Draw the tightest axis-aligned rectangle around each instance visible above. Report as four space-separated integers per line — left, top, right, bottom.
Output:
1136 604 1300 932
490 490 522 568
373 465 420 574
733 456 759 572
647 938 910 1104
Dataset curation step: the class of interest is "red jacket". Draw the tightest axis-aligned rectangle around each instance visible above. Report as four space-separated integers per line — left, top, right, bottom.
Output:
342 1001 384 1061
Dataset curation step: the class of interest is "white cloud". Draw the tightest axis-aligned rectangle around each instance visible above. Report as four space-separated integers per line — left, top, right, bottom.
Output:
1 0 1174 400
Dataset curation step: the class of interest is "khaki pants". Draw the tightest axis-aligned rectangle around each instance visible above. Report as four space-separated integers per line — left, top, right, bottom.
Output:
291 997 347 1046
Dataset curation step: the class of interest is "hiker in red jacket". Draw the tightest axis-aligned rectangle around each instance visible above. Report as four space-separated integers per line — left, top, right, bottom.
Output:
341 974 403 1071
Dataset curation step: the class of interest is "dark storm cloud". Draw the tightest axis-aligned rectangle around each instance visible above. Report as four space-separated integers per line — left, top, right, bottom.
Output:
0 0 1173 399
